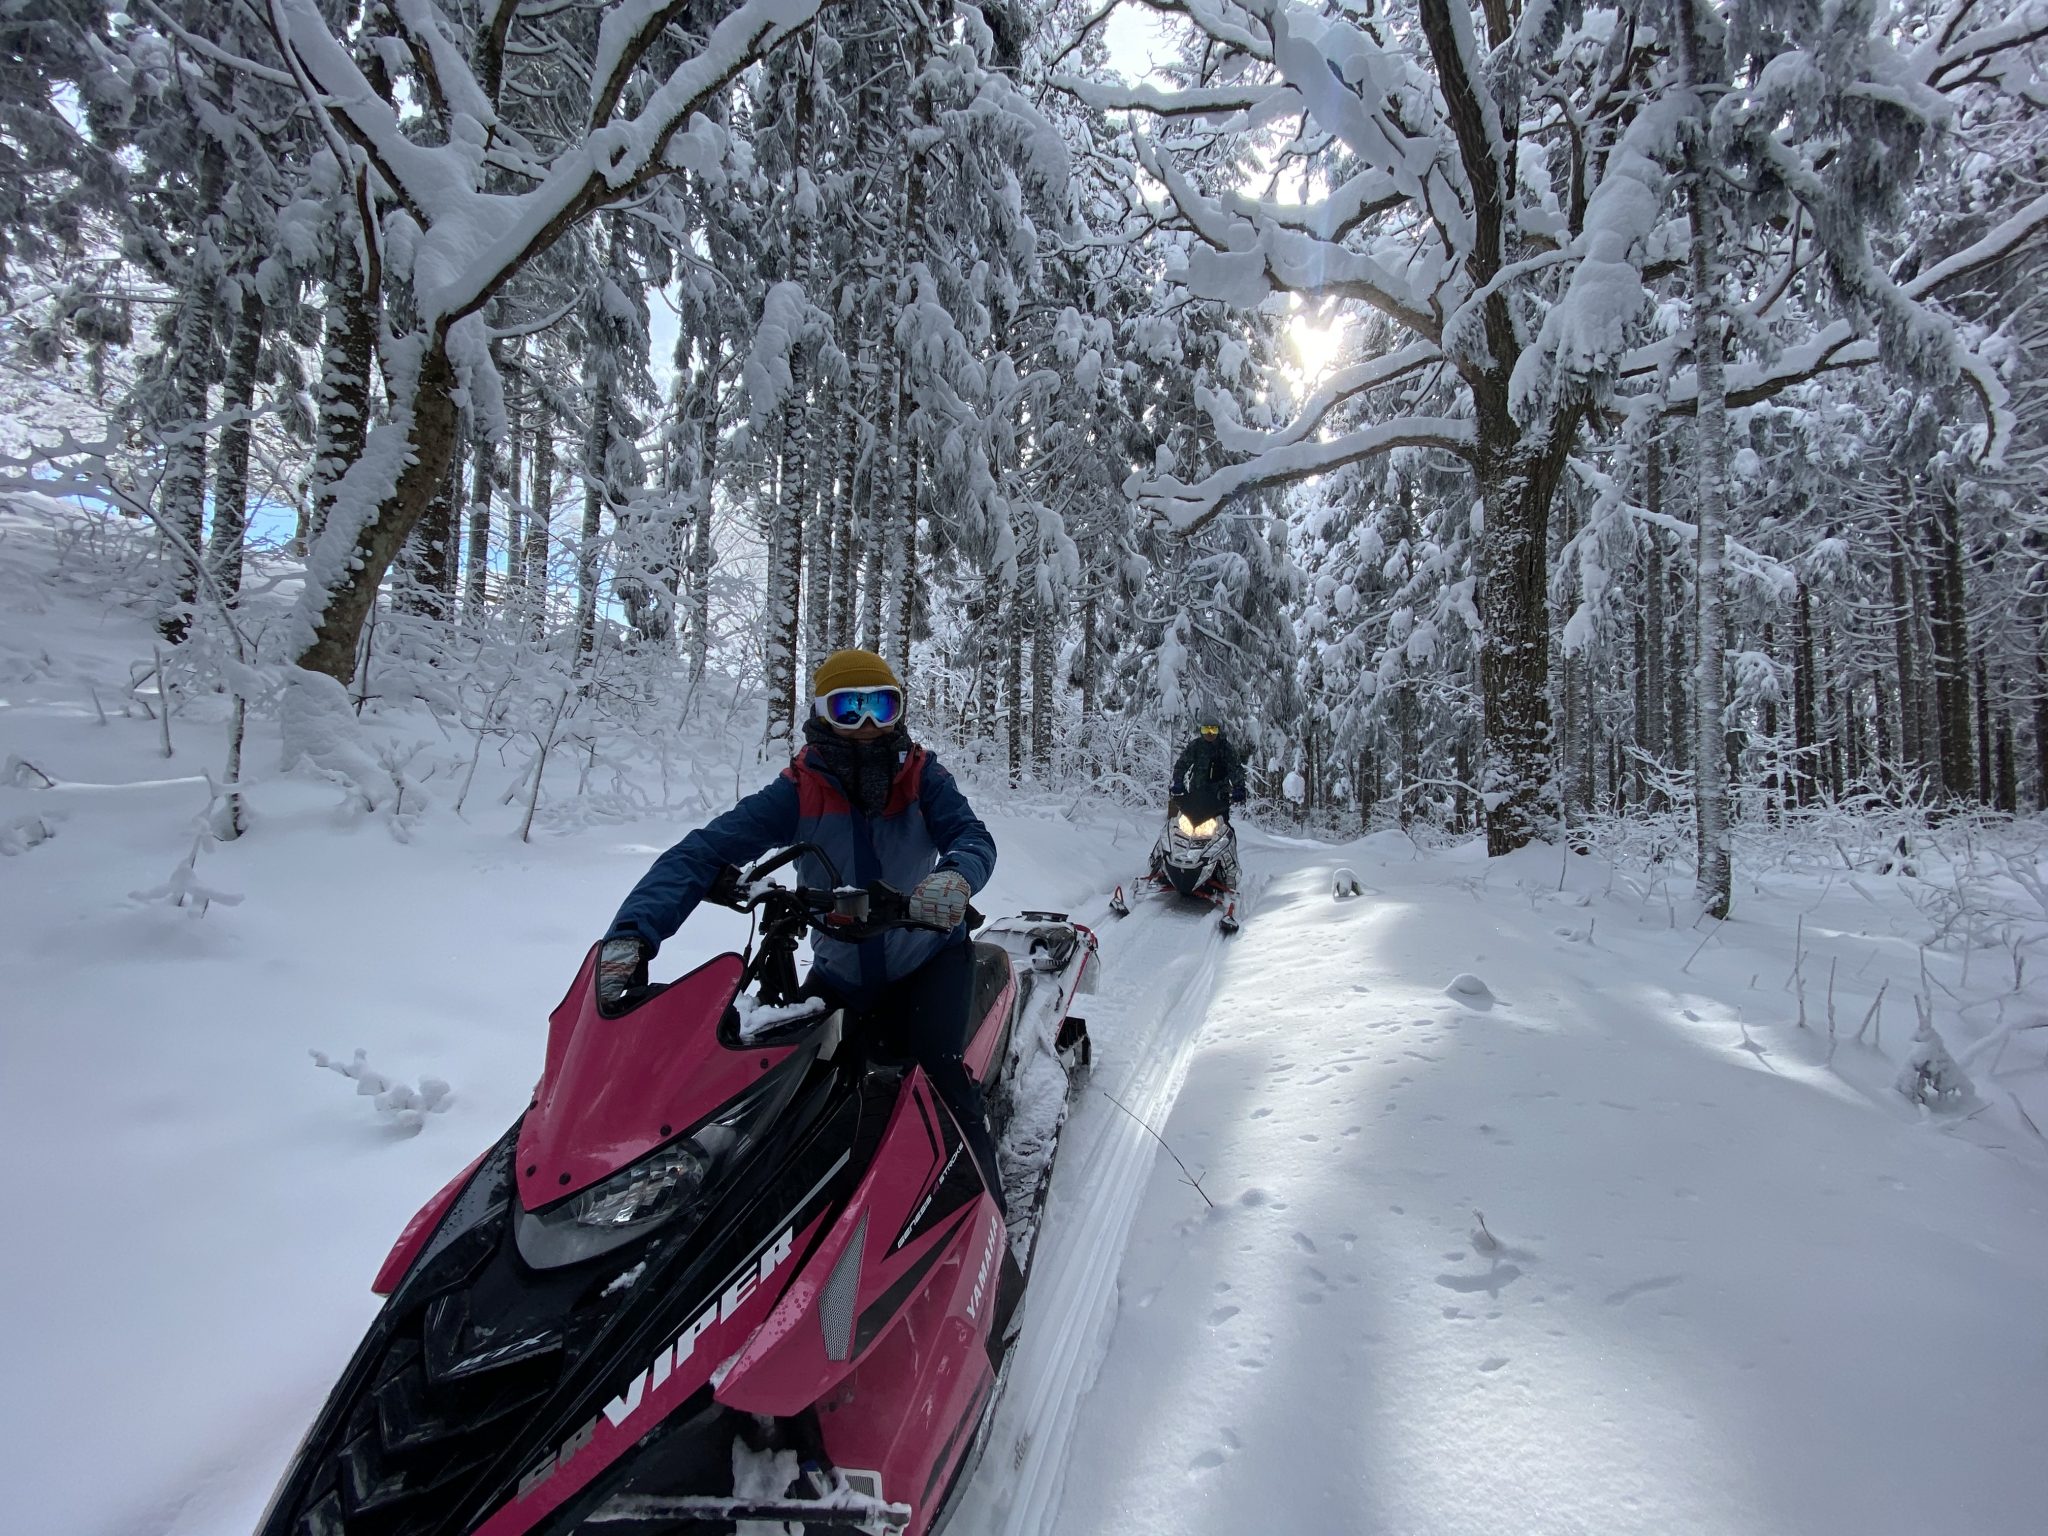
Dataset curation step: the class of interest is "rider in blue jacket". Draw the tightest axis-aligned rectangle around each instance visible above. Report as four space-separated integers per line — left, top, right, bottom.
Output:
598 648 1005 1202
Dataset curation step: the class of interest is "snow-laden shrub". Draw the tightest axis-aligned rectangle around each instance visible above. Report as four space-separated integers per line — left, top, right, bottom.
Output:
310 1048 453 1134
0 812 54 854
1895 1006 1975 1112
128 833 241 913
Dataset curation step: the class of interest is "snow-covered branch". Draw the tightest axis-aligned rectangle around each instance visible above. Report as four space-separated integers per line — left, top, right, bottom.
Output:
1134 417 1476 531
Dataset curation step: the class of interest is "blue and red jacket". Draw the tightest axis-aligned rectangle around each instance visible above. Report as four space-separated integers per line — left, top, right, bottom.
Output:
607 743 996 1002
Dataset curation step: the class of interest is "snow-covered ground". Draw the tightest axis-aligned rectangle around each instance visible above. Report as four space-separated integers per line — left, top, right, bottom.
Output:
1049 827 2048 1536
7 500 2048 1536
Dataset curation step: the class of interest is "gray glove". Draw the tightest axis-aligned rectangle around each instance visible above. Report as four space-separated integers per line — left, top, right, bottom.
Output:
596 936 646 1008
907 869 971 930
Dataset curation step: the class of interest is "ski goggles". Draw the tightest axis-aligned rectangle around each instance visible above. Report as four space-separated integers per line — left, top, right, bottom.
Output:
816 686 904 729
1199 724 1220 736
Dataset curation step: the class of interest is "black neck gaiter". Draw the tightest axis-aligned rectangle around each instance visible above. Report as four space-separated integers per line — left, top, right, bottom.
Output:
802 716 912 817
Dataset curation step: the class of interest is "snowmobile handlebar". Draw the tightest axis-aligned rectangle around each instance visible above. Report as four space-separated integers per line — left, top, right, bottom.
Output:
707 848 958 941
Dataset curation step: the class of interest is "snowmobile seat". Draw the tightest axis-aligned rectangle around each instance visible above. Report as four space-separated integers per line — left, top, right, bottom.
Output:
971 941 1012 1027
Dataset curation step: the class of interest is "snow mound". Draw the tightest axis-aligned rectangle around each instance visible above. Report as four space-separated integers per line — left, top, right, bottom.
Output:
1359 829 1416 860
1445 972 1493 1000
1331 866 1363 899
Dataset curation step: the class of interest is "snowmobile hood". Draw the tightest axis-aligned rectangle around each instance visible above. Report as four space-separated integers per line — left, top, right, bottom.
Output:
516 947 796 1205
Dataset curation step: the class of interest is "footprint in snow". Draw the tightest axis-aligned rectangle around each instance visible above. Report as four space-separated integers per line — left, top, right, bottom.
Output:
1603 1274 1685 1307
1478 1356 1511 1374
1435 1263 1524 1298
1209 1304 1241 1325
1292 1231 1318 1253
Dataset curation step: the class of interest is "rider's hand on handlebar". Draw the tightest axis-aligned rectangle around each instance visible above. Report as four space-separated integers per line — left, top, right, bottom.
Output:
907 869 971 931
596 936 647 1008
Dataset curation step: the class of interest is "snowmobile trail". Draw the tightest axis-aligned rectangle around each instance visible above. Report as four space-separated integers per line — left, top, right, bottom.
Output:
951 881 1253 1536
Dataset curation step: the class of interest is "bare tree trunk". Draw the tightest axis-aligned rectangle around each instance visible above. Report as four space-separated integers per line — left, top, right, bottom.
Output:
803 414 834 675
685 422 714 688
1678 0 1732 917
1975 658 1994 806
1004 589 1024 785
762 427 805 744
859 504 884 653
577 368 612 663
296 340 463 681
1396 678 1420 828
528 411 553 634
1667 536 1690 779
303 259 377 560
2036 648 2048 809
1926 482 1975 799
830 410 860 647
891 457 919 683
1030 592 1054 775
1473 430 1573 854
206 293 264 601
156 282 215 644
1996 706 2017 812
1793 580 1817 807
1640 444 1666 802
1889 518 1921 788
465 403 495 622
502 355 526 615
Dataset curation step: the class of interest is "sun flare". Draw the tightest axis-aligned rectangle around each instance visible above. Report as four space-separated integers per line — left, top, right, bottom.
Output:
1287 315 1346 379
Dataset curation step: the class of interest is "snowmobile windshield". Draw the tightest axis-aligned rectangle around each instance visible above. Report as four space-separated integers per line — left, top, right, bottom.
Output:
1174 782 1231 824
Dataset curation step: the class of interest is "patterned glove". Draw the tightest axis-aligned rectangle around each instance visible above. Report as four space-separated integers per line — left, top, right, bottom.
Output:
596 937 646 1008
1170 779 1187 798
907 869 971 930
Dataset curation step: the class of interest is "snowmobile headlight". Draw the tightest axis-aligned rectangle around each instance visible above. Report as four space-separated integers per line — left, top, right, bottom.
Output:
1177 813 1196 836
1178 814 1218 838
515 1121 746 1268
572 1140 714 1229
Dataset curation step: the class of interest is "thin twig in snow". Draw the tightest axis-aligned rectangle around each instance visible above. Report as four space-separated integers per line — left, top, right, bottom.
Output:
1096 1086 1213 1208
1681 915 1728 975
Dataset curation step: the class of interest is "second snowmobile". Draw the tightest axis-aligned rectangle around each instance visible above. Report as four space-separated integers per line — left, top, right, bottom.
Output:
1110 782 1241 933
254 844 1096 1536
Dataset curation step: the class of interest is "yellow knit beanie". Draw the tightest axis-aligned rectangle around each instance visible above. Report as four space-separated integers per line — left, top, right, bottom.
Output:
812 648 901 698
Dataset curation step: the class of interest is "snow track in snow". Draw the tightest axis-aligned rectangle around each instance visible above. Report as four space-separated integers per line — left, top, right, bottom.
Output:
953 881 1248 1536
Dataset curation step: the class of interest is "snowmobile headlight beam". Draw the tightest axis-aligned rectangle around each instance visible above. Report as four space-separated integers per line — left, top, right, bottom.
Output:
1176 813 1219 839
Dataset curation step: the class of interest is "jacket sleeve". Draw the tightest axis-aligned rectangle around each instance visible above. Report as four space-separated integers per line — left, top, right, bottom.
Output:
607 775 801 955
1226 740 1248 790
1171 740 1196 783
920 755 997 893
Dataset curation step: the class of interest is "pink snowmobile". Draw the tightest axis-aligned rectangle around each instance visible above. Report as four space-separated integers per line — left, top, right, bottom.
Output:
256 844 1095 1536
